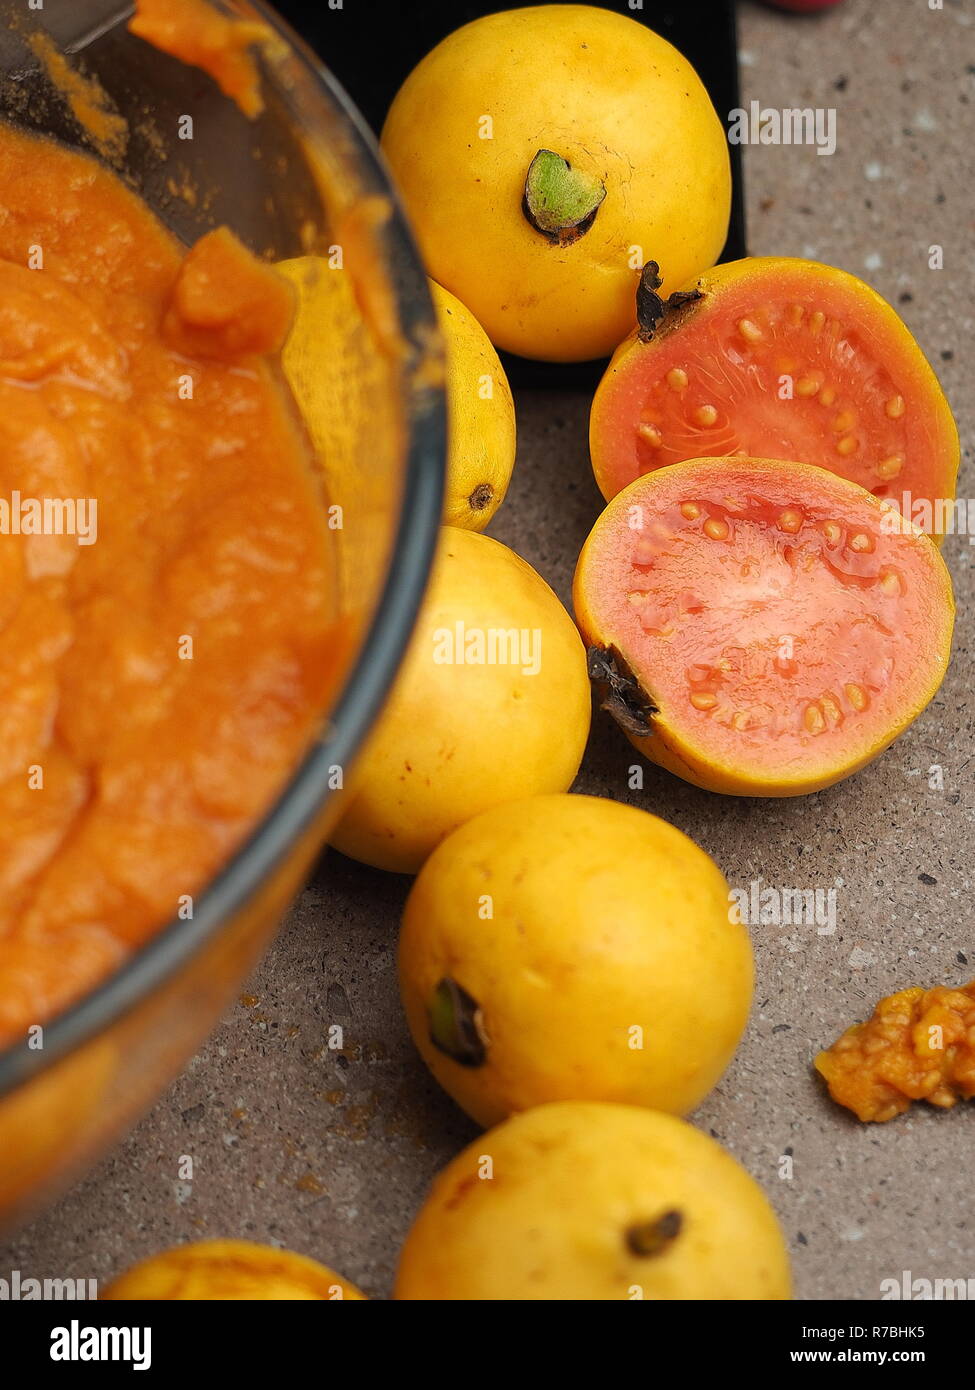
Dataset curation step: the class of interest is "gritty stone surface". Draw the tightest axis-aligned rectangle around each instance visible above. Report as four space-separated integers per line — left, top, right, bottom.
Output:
2 0 973 1301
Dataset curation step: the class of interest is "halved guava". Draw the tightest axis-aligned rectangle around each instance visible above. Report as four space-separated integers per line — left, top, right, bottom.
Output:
590 258 959 540
574 456 954 796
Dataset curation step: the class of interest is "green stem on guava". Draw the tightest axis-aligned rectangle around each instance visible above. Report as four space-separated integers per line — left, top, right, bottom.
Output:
429 977 489 1067
523 149 606 247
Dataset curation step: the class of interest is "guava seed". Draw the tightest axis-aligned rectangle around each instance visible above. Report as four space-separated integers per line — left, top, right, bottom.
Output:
637 422 663 448
778 508 803 533
845 682 869 711
804 702 826 735
821 693 842 724
796 374 822 397
876 455 904 481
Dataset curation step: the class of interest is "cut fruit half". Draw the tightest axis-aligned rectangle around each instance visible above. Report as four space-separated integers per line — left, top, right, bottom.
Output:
574 456 954 797
590 258 959 540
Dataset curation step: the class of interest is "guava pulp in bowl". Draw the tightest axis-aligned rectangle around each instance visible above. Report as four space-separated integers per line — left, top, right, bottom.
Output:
0 0 444 1233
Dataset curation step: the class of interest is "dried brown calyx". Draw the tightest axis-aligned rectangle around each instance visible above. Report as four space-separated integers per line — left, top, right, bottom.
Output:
636 261 703 343
468 483 495 513
587 645 657 739
523 149 606 247
626 1208 684 1257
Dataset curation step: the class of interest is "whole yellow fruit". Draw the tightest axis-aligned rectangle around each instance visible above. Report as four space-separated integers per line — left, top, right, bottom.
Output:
276 259 515 531
381 5 731 362
395 1102 791 1300
331 530 591 873
399 794 752 1126
101 1239 365 1300
430 280 516 530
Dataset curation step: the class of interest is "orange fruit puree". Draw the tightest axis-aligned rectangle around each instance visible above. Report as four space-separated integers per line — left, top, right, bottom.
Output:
0 123 340 1045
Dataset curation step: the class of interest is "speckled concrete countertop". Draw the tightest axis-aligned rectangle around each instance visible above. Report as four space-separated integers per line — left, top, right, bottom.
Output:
3 0 972 1301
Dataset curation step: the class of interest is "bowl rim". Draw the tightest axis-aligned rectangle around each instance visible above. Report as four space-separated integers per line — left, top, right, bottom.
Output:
0 4 445 1098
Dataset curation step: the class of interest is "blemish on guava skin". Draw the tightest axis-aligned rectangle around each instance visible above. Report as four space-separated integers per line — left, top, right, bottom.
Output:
443 1173 479 1212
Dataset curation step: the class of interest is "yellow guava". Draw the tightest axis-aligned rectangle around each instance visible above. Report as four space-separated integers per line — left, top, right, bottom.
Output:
331 529 591 873
381 5 731 361
395 1102 791 1300
277 258 515 530
430 280 516 530
101 1239 365 1300
399 794 753 1125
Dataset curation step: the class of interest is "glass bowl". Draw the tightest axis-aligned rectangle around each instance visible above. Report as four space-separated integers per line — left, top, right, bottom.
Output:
0 0 445 1232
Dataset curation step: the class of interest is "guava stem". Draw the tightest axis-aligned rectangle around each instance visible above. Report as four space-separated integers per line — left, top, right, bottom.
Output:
428 977 488 1067
587 645 657 738
626 1209 684 1257
636 261 703 342
523 149 606 247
